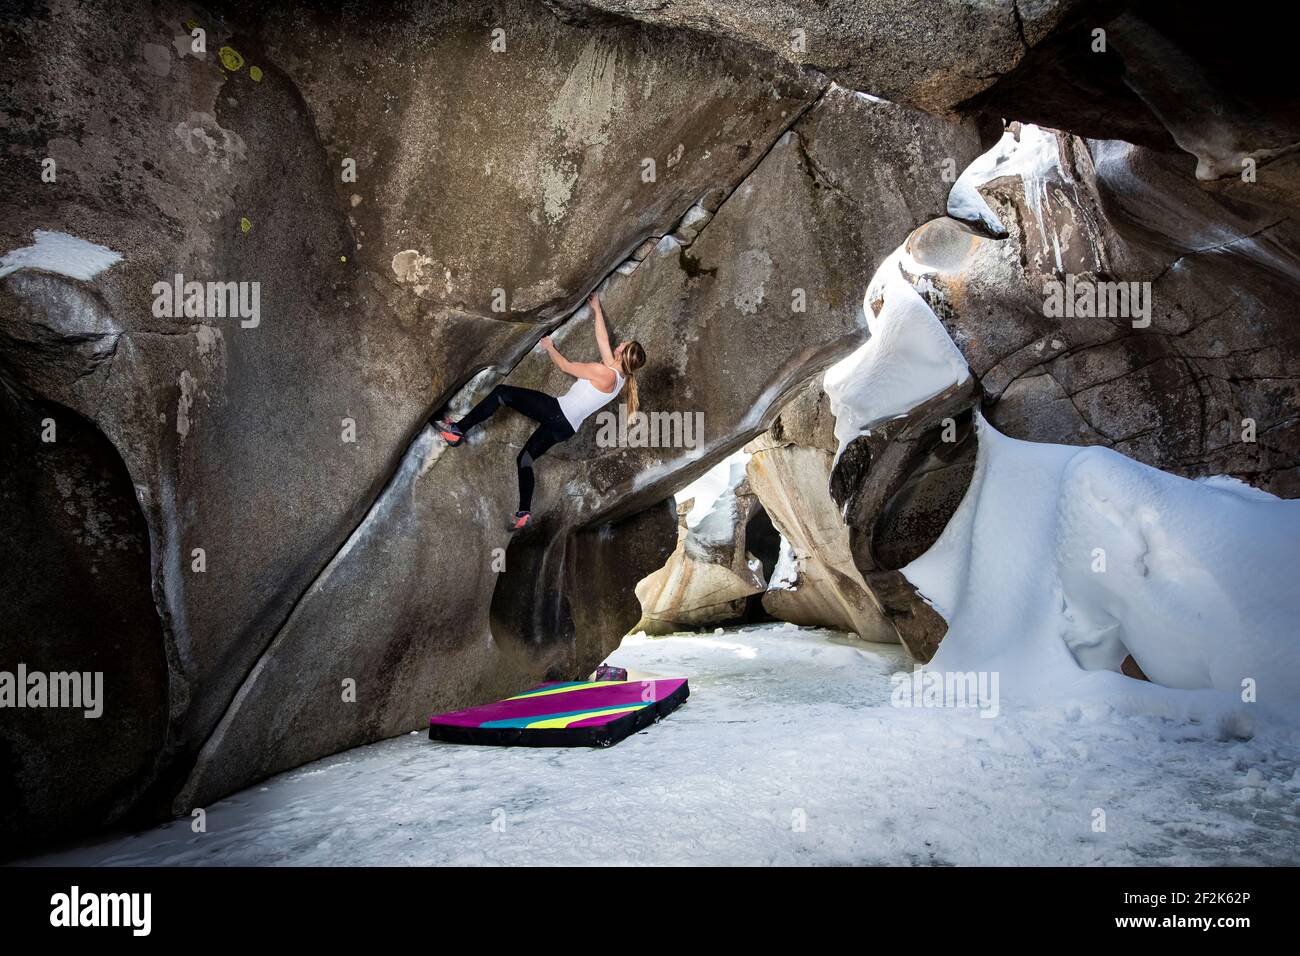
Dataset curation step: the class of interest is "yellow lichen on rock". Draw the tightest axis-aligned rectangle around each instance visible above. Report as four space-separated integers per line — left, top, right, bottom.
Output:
219 46 244 71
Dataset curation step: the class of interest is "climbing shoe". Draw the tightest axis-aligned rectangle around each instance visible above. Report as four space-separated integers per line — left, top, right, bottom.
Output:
507 511 531 532
436 419 463 446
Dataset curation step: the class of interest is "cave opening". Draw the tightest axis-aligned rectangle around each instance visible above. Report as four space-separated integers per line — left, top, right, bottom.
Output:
0 391 169 852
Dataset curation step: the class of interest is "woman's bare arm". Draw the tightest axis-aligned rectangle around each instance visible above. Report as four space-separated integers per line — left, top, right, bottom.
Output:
540 336 617 391
590 293 615 365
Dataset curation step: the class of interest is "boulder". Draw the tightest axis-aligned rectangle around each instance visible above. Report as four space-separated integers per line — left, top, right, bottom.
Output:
633 462 768 633
549 0 1093 115
743 381 897 642
968 5 1300 216
173 81 985 809
561 2 1300 223
918 127 1300 495
0 0 823 846
20 0 1269 846
825 124 1300 661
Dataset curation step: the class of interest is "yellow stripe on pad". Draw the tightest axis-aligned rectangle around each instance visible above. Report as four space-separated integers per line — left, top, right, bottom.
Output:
507 681 623 702
525 705 644 730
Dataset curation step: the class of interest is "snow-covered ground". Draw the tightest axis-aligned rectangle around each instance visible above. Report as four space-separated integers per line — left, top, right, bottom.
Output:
25 626 1300 866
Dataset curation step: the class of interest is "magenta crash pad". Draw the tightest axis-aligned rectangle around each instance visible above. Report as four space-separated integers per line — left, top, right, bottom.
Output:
428 678 689 747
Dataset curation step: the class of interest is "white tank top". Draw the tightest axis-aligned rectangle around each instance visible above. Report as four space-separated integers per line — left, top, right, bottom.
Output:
557 367 624 431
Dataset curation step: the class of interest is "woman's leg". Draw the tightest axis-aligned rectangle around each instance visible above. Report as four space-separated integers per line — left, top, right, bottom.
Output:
455 384 555 435
515 424 570 513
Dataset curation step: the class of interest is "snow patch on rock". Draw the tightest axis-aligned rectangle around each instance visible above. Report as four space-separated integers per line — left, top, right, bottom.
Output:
0 230 123 281
947 125 1066 243
675 449 751 529
769 535 799 590
823 249 969 462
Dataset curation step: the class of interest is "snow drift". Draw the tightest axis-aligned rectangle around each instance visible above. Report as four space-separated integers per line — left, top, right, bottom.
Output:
907 414 1300 716
826 206 1300 720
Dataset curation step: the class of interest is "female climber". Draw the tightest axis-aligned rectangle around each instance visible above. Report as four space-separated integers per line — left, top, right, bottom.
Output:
436 292 646 532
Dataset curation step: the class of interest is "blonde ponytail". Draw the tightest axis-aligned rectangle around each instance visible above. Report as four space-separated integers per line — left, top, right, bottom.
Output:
619 340 646 420
623 373 639 419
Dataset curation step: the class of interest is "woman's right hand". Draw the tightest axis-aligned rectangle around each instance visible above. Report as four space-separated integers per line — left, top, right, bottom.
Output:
588 293 601 313
539 335 554 352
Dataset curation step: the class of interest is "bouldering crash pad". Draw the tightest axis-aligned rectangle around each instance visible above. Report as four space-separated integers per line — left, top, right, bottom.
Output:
428 678 689 747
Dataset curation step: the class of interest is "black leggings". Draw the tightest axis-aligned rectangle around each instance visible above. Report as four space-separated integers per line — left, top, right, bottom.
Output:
455 384 575 513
